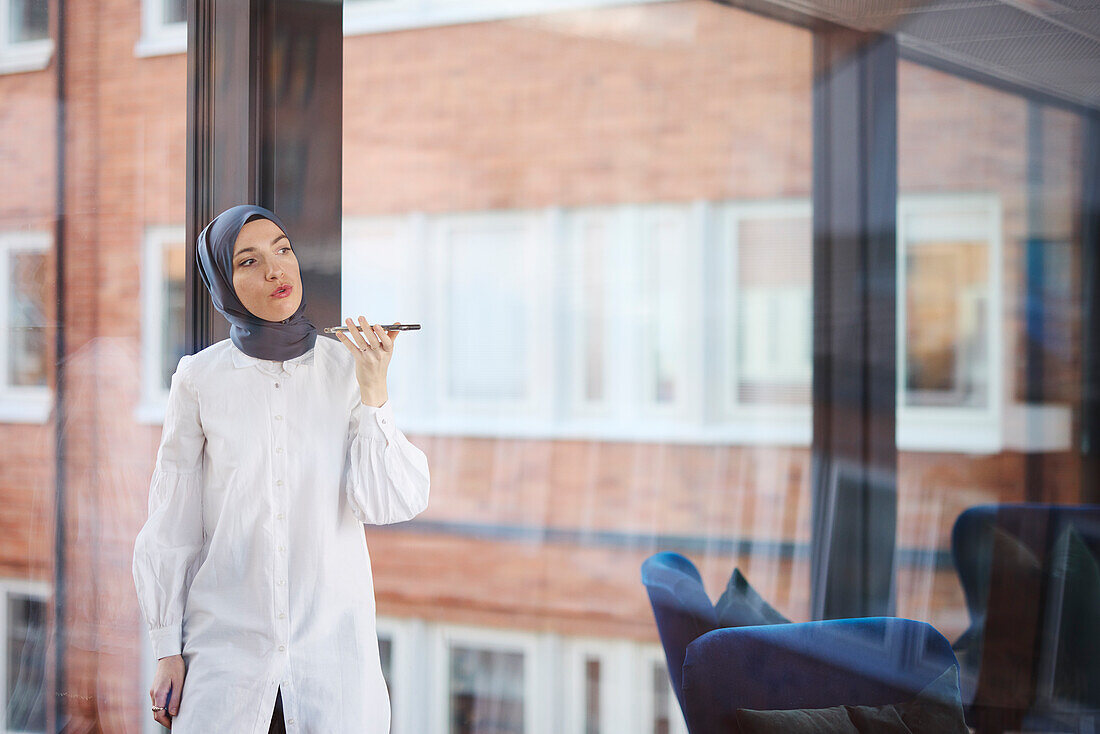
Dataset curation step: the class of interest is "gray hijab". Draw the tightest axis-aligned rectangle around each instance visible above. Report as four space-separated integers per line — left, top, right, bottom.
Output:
195 204 318 361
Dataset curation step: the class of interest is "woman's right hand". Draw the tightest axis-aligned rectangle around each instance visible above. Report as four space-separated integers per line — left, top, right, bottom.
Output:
150 654 186 728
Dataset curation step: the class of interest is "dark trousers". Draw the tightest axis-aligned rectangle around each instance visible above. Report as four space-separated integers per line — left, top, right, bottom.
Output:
268 687 286 734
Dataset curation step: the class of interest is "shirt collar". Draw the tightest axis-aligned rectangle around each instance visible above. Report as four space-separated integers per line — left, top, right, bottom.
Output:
231 341 317 374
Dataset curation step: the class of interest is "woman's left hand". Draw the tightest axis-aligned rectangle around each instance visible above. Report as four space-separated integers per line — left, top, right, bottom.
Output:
336 316 400 407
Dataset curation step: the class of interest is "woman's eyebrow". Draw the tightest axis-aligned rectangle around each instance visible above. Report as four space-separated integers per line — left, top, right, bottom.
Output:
235 235 289 258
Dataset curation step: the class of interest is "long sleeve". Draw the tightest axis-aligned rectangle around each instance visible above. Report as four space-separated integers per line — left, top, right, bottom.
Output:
132 354 206 659
344 399 430 525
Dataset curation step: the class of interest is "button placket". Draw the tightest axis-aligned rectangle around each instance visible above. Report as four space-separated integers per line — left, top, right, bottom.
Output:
271 370 291 657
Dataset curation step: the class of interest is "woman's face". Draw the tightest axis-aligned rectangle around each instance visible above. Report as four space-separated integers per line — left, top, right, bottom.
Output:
231 218 303 322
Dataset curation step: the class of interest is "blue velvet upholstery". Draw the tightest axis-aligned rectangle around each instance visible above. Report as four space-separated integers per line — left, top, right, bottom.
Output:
680 618 960 734
640 552 719 714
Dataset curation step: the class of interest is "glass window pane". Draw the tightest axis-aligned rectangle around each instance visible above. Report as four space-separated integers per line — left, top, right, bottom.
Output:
584 656 600 734
6 595 46 733
650 662 670 734
162 0 186 25
8 250 48 388
445 223 529 401
161 243 187 390
449 646 524 734
904 237 989 408
9 0 49 44
736 215 812 405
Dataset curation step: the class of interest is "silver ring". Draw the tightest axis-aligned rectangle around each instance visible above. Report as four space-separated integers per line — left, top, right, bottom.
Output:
151 706 166 712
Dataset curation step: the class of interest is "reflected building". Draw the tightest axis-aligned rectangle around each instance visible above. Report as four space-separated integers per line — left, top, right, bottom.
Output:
0 0 1095 732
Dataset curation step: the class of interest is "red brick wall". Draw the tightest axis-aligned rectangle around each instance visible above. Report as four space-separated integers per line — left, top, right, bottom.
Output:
0 0 1086 728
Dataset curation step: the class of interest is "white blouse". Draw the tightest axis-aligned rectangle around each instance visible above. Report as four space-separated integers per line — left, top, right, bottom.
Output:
132 336 430 734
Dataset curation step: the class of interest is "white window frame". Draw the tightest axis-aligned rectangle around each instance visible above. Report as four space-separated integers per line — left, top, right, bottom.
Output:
714 199 813 446
429 622 552 734
0 232 51 424
896 192 1006 453
634 202 707 426
134 0 186 58
376 615 428 734
636 644 689 734
428 210 554 427
560 206 625 423
0 579 51 734
0 0 52 75
135 225 185 425
344 0 675 37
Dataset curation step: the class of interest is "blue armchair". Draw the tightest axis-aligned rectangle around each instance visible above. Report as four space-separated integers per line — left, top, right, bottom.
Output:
642 552 963 734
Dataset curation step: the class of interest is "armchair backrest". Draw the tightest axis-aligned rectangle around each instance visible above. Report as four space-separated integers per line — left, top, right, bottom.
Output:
641 552 719 715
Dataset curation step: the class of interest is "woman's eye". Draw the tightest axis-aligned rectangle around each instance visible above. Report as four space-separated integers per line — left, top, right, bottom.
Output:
240 258 254 267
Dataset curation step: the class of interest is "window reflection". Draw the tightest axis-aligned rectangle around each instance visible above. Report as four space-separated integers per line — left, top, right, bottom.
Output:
6 594 46 734
7 248 47 389
449 646 525 734
8 0 48 44
160 241 186 391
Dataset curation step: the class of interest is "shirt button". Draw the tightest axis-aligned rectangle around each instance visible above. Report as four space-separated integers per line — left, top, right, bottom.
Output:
277 480 284 486
278 545 285 552
286 719 295 726
275 415 283 421
381 418 387 424
278 579 286 586
276 513 285 520
275 382 280 388
278 613 286 619
276 447 283 454
278 645 286 652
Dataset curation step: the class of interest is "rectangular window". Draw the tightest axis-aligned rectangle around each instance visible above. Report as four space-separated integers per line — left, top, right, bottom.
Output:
160 241 186 392
7 0 47 44
732 211 812 407
137 227 185 424
6 248 47 389
636 205 703 421
448 645 525 734
0 0 52 73
0 232 50 423
432 212 550 418
650 661 671 734
583 656 600 734
898 196 999 411
135 0 186 57
5 591 47 734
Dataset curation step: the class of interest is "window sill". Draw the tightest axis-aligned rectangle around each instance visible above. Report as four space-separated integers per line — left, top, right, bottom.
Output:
0 40 53 75
343 0 672 36
134 27 186 58
396 402 1071 454
0 392 51 424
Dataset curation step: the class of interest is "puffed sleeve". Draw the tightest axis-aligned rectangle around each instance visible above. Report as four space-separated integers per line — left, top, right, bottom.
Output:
344 399 430 525
132 354 206 660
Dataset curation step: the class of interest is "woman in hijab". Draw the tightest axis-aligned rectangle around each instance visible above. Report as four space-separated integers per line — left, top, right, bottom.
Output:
132 204 430 733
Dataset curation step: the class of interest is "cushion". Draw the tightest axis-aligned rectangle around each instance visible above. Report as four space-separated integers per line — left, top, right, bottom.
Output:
843 704 912 733
733 666 968 734
735 705 858 733
714 568 790 628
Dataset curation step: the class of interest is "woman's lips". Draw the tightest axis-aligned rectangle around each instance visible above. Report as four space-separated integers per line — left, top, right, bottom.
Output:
271 284 292 298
